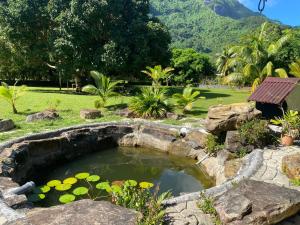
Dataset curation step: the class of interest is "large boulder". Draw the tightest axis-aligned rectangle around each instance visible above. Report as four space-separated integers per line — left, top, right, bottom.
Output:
225 130 243 153
26 110 59 122
214 180 300 225
205 103 261 135
80 109 101 119
282 153 300 179
0 119 15 132
7 200 140 225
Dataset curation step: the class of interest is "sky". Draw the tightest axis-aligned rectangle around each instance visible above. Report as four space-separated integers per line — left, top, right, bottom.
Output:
238 0 300 26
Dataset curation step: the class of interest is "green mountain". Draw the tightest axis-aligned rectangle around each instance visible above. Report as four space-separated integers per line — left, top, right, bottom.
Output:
150 0 268 54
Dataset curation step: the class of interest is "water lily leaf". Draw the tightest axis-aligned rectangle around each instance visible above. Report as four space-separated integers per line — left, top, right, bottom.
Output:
28 194 46 202
75 172 90 180
111 185 123 195
73 187 89 196
139 182 154 189
63 177 78 185
33 185 51 194
55 183 72 191
86 175 100 182
59 194 76 204
96 182 111 192
124 180 137 187
47 180 61 187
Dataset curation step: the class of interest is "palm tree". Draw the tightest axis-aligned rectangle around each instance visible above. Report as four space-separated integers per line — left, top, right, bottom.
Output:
141 65 174 86
82 71 121 108
216 47 236 77
223 22 291 90
0 81 27 114
172 86 205 113
289 59 300 78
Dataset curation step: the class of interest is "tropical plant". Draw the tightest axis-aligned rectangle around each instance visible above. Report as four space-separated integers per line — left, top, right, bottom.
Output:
216 47 236 77
0 81 27 114
141 65 174 86
129 87 173 119
205 134 223 155
172 86 205 113
82 71 121 109
289 59 300 78
271 110 300 138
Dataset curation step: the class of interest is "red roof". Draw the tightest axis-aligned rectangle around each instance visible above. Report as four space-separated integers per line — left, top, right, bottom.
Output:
248 77 300 104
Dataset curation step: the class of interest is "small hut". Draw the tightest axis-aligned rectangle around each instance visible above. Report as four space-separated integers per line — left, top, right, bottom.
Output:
248 77 300 119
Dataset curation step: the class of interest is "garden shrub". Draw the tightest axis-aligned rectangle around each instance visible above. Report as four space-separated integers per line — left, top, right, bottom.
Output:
239 119 274 148
205 134 224 155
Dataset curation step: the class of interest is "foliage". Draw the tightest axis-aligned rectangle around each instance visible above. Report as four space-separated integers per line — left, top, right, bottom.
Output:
82 71 121 109
235 147 248 158
289 59 300 78
0 0 171 81
141 65 174 86
290 179 300 186
129 87 173 119
171 48 214 85
172 86 204 113
271 110 300 138
0 81 27 114
218 22 291 90
198 192 221 225
239 119 273 148
205 134 223 155
150 0 267 54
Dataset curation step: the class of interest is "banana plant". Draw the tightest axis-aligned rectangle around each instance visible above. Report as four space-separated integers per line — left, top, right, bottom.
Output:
289 59 300 78
0 81 27 114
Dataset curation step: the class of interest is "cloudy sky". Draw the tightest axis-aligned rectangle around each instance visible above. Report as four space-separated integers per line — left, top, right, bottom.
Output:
238 0 299 26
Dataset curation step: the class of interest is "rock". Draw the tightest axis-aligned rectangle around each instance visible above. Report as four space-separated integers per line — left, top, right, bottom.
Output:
282 153 300 179
225 131 243 153
7 200 140 225
214 180 300 225
26 110 59 122
166 112 184 120
80 109 101 119
0 119 15 132
224 158 243 179
184 130 209 149
205 103 261 135
115 108 134 118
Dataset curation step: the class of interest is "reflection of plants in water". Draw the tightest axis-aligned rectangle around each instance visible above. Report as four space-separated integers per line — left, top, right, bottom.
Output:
27 172 171 225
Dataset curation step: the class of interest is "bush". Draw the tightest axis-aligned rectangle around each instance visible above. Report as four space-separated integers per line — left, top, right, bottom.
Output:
129 87 173 119
205 134 224 155
239 119 274 148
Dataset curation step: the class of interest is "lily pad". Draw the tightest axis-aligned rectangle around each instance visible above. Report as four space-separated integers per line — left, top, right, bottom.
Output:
86 175 100 182
63 177 78 185
59 194 76 204
96 182 111 192
33 185 51 194
47 180 61 187
28 194 46 202
111 185 123 195
139 182 154 189
73 187 89 196
55 183 72 191
124 180 137 187
75 172 90 180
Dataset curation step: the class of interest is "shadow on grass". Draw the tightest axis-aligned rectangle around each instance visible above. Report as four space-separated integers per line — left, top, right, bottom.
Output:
184 109 207 117
165 87 231 99
106 103 128 111
30 89 87 96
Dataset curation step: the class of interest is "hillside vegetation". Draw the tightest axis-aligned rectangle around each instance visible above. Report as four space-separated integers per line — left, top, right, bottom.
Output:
150 0 268 53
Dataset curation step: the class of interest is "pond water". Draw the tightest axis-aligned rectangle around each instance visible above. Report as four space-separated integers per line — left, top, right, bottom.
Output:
32 147 214 206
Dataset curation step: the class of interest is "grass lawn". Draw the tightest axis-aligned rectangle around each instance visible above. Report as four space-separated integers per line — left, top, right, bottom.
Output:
0 86 250 142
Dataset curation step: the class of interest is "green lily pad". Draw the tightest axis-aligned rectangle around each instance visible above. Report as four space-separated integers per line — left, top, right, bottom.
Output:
47 180 61 187
63 177 78 185
59 194 76 204
96 182 111 192
139 182 154 189
124 180 137 187
86 175 100 182
111 185 123 195
55 183 72 191
73 187 89 196
75 172 90 180
33 185 51 194
28 194 46 202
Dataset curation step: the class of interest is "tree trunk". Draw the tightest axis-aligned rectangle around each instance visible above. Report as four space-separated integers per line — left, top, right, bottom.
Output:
59 72 62 91
12 103 18 114
74 74 81 92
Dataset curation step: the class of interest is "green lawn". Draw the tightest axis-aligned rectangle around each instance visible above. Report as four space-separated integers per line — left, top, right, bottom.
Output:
0 86 250 142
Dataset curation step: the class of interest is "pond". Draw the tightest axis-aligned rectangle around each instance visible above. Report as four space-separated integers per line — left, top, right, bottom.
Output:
30 147 214 206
